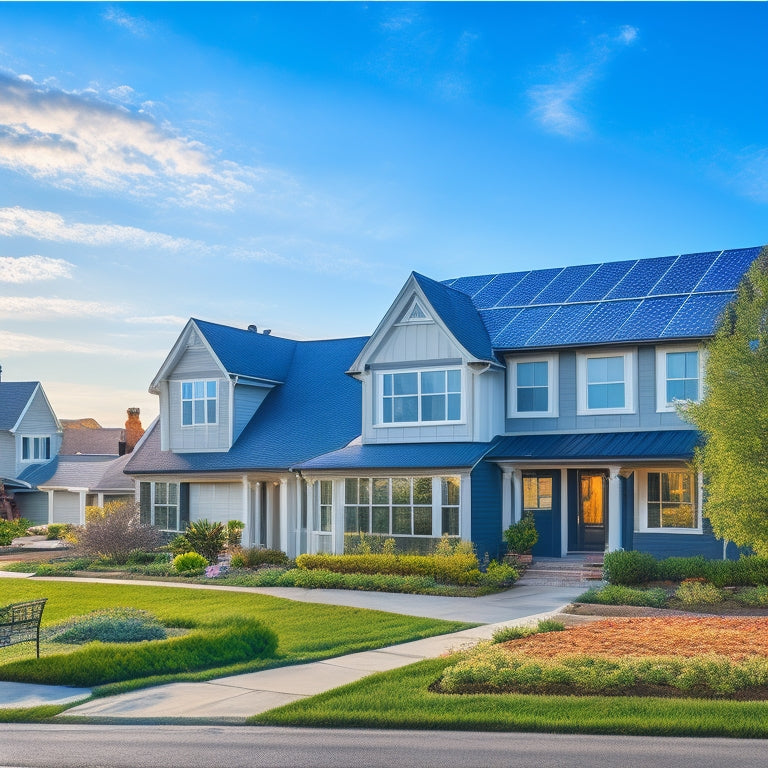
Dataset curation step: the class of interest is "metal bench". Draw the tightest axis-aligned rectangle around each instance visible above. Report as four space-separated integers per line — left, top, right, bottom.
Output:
0 599 47 658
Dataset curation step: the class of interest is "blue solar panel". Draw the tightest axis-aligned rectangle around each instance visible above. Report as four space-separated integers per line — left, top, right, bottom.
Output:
495 268 563 307
472 271 529 309
443 274 496 298
695 247 761 293
493 306 560 347
611 296 687 341
566 260 636 303
532 263 600 305
564 300 642 344
478 308 522 342
525 303 598 347
660 293 735 338
607 256 676 300
650 251 720 296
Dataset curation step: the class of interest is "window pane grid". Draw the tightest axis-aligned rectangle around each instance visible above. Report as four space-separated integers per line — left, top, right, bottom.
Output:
647 472 697 529
381 370 461 424
181 379 217 426
666 351 699 404
153 482 181 531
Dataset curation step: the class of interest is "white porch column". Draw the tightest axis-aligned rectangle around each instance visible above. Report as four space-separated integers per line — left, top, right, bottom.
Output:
512 469 523 524
279 478 289 555
501 468 513 533
47 490 54 525
607 465 622 552
265 483 274 549
79 491 87 525
459 472 472 542
333 478 345 555
241 474 249 547
253 482 262 548
294 474 303 556
306 480 316 554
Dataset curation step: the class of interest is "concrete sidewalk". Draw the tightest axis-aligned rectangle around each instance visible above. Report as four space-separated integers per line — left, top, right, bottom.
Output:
0 576 583 720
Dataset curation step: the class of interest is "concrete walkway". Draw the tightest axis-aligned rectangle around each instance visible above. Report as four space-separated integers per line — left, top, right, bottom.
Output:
0 574 583 721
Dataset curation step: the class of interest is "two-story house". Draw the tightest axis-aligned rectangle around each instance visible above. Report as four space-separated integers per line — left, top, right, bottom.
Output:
127 246 763 560
0 378 62 524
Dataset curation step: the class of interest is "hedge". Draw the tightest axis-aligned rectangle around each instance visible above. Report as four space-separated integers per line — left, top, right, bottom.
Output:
295 552 481 585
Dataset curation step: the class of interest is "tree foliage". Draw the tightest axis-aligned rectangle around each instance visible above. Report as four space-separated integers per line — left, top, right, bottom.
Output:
685 247 768 555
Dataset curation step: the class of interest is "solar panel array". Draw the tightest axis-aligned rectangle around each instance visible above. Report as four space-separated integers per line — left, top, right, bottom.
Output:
443 248 760 350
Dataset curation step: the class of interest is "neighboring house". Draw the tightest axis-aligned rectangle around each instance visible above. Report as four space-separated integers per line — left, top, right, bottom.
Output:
126 246 763 560
0 379 62 524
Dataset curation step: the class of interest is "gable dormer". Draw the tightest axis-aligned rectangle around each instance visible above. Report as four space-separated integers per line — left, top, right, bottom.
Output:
347 272 504 445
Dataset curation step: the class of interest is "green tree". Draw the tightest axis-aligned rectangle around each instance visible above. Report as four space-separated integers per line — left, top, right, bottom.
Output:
685 247 768 555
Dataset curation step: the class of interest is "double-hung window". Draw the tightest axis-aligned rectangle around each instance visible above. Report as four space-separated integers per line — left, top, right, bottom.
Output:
21 436 51 462
656 347 702 412
181 380 217 426
380 369 462 425
508 355 558 417
640 470 700 532
577 350 636 415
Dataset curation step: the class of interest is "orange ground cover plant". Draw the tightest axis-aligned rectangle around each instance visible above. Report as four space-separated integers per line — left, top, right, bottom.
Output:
503 617 768 661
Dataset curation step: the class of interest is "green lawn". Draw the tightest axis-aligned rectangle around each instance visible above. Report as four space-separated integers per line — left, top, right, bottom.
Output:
252 657 768 738
0 580 470 698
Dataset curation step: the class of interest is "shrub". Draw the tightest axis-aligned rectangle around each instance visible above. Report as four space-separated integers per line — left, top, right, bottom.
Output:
173 551 209 572
602 550 658 585
296 552 482 585
0 518 33 546
675 580 724 606
503 512 538 554
656 555 708 582
75 501 162 564
226 520 244 549
491 619 565 644
174 519 227 563
126 549 164 565
230 548 289 569
47 608 168 644
577 584 668 608
733 585 768 607
1 619 278 687
479 560 518 587
45 523 70 540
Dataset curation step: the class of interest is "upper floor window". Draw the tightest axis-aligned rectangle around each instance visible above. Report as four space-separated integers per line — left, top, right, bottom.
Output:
21 436 50 462
181 380 217 426
576 349 636 415
379 369 462 425
656 347 702 412
507 355 558 418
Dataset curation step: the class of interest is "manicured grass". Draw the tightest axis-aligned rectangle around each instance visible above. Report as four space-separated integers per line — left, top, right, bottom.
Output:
251 657 768 737
0 580 471 692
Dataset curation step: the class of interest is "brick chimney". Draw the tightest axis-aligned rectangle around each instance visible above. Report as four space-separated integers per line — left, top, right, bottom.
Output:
124 408 144 453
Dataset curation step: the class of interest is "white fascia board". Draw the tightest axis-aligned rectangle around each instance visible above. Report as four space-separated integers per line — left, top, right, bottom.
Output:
149 319 229 393
10 383 40 434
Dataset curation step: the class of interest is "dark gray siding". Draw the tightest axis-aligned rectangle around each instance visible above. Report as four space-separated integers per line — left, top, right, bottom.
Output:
470 461 503 560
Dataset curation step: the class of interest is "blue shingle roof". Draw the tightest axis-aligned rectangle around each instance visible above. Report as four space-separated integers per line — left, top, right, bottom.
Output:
444 247 762 350
487 431 700 462
412 273 496 362
192 319 298 382
16 458 58 486
127 335 368 474
0 382 38 430
295 440 498 472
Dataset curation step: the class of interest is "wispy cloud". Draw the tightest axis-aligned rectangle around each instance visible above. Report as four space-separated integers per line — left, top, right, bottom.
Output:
0 207 204 252
102 7 152 38
528 25 639 138
0 297 119 319
0 255 74 283
728 147 768 204
0 329 154 357
0 74 256 208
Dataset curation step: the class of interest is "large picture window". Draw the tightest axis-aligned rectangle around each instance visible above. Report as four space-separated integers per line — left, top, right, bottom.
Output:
639 470 700 532
181 380 217 426
577 349 636 415
656 347 702 412
343 476 460 537
379 369 462 425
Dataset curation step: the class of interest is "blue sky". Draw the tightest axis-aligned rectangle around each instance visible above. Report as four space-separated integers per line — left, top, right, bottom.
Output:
0 2 765 426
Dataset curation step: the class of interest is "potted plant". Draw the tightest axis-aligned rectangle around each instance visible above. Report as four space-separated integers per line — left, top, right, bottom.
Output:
503 512 538 565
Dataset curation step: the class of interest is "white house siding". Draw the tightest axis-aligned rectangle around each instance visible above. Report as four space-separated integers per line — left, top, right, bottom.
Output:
13 491 48 525
50 490 81 525
233 384 271 441
167 343 231 452
190 483 243 525
0 431 15 478
14 388 61 473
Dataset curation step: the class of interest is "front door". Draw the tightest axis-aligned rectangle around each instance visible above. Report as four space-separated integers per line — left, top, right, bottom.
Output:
577 471 606 551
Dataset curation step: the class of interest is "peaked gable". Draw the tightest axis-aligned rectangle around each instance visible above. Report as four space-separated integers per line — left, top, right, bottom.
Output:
0 382 40 431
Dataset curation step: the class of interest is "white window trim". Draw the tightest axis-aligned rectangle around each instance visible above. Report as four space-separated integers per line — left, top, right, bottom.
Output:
636 468 703 534
655 345 706 413
150 481 183 533
507 353 559 418
395 299 433 326
180 379 218 427
576 348 637 416
375 367 465 427
20 435 51 463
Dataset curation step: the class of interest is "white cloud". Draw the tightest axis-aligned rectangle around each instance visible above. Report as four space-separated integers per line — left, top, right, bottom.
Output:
0 329 152 357
0 207 204 252
528 25 639 138
0 255 74 283
102 7 152 38
125 315 187 326
0 297 119 319
0 74 257 208
729 147 768 204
